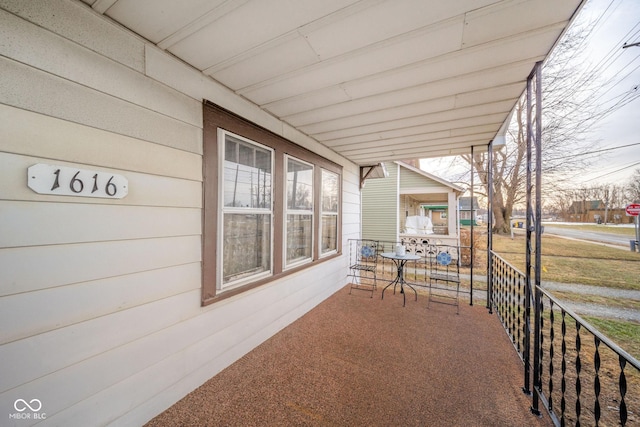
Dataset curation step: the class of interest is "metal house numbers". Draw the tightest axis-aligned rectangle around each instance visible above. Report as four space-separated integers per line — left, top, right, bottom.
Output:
28 164 128 199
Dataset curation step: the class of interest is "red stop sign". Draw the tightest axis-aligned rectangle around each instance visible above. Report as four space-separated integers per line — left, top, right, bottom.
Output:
626 203 640 216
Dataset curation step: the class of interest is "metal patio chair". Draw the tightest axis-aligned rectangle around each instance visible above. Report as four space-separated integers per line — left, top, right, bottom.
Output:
348 239 379 297
427 244 461 313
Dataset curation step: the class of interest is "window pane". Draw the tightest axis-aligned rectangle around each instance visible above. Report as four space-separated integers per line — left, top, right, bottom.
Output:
225 138 237 163
286 214 312 264
321 170 338 212
321 214 337 254
287 158 313 210
255 150 271 175
224 135 272 208
238 143 253 166
223 213 271 285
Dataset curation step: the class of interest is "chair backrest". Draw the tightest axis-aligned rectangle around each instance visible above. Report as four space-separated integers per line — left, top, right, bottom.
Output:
350 239 379 264
429 244 460 272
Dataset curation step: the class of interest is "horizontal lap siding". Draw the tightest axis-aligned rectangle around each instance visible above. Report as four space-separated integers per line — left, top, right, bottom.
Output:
0 2 360 426
399 168 442 189
0 106 202 180
362 163 399 242
341 166 362 243
0 1 204 424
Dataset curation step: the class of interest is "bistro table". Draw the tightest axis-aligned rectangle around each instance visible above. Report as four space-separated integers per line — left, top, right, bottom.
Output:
380 252 421 306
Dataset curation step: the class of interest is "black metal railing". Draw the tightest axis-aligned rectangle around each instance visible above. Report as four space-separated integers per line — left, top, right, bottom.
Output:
491 251 532 393
490 250 640 426
534 286 640 426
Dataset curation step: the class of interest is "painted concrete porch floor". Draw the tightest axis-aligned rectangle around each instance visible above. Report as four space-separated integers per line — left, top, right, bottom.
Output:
146 285 552 427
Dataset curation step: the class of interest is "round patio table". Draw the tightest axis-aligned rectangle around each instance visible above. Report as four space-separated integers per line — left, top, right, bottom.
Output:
380 252 421 307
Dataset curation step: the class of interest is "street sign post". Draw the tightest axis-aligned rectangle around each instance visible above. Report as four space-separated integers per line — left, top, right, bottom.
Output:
626 203 640 253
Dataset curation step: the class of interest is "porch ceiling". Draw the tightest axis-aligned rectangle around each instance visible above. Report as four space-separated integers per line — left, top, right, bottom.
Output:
82 0 584 165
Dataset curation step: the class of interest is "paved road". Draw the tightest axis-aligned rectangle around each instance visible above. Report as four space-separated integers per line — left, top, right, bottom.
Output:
542 225 636 248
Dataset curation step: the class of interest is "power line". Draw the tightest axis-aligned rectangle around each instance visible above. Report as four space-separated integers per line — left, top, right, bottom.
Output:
545 141 640 162
583 160 640 182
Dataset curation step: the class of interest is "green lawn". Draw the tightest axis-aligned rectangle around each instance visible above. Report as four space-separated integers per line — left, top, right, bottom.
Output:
473 232 640 359
484 234 640 290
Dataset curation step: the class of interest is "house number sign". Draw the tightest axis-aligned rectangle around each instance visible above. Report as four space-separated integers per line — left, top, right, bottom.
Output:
28 163 128 199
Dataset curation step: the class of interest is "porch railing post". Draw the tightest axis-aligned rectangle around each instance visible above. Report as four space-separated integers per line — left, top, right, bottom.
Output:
470 145 474 306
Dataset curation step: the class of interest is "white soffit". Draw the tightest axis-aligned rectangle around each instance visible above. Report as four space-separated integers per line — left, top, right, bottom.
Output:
85 0 585 164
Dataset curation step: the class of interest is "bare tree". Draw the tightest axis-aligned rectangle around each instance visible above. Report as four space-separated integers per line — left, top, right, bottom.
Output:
627 168 640 203
456 5 640 234
548 189 574 221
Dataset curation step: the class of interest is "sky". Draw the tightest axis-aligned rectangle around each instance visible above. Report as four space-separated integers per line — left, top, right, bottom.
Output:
576 0 640 184
421 0 640 189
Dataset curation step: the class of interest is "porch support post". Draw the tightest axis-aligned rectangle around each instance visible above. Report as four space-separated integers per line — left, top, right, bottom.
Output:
470 145 474 306
486 140 493 313
524 64 534 397
448 191 458 238
534 60 544 414
529 61 543 415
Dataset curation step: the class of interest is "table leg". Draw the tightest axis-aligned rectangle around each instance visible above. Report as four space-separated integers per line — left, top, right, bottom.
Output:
402 279 418 306
382 259 417 306
381 273 400 300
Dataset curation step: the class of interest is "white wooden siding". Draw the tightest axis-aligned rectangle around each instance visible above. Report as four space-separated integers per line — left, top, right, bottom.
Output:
341 164 362 242
1 57 202 153
0 202 201 247
1 152 202 208
0 105 203 180
0 263 201 343
0 0 145 72
0 8 200 129
0 236 202 297
0 2 359 426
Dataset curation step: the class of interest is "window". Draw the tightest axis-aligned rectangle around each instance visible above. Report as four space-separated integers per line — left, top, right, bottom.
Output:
220 131 273 288
202 102 342 305
320 170 339 255
285 157 313 268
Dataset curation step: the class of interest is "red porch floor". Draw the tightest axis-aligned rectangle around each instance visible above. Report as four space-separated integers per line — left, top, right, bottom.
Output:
146 285 552 426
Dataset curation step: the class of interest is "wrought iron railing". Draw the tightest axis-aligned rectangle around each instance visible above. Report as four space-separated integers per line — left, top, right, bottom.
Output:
490 250 640 426
491 251 532 392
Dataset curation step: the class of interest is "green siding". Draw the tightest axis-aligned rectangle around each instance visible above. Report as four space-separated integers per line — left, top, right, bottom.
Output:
362 163 398 243
399 167 441 189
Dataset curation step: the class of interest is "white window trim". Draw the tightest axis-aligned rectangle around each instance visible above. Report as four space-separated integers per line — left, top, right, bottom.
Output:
217 129 274 290
319 169 339 257
284 155 314 270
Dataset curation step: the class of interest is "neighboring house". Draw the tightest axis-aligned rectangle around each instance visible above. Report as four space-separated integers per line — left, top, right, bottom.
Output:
361 162 463 246
566 200 633 224
459 196 481 226
0 2 583 426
